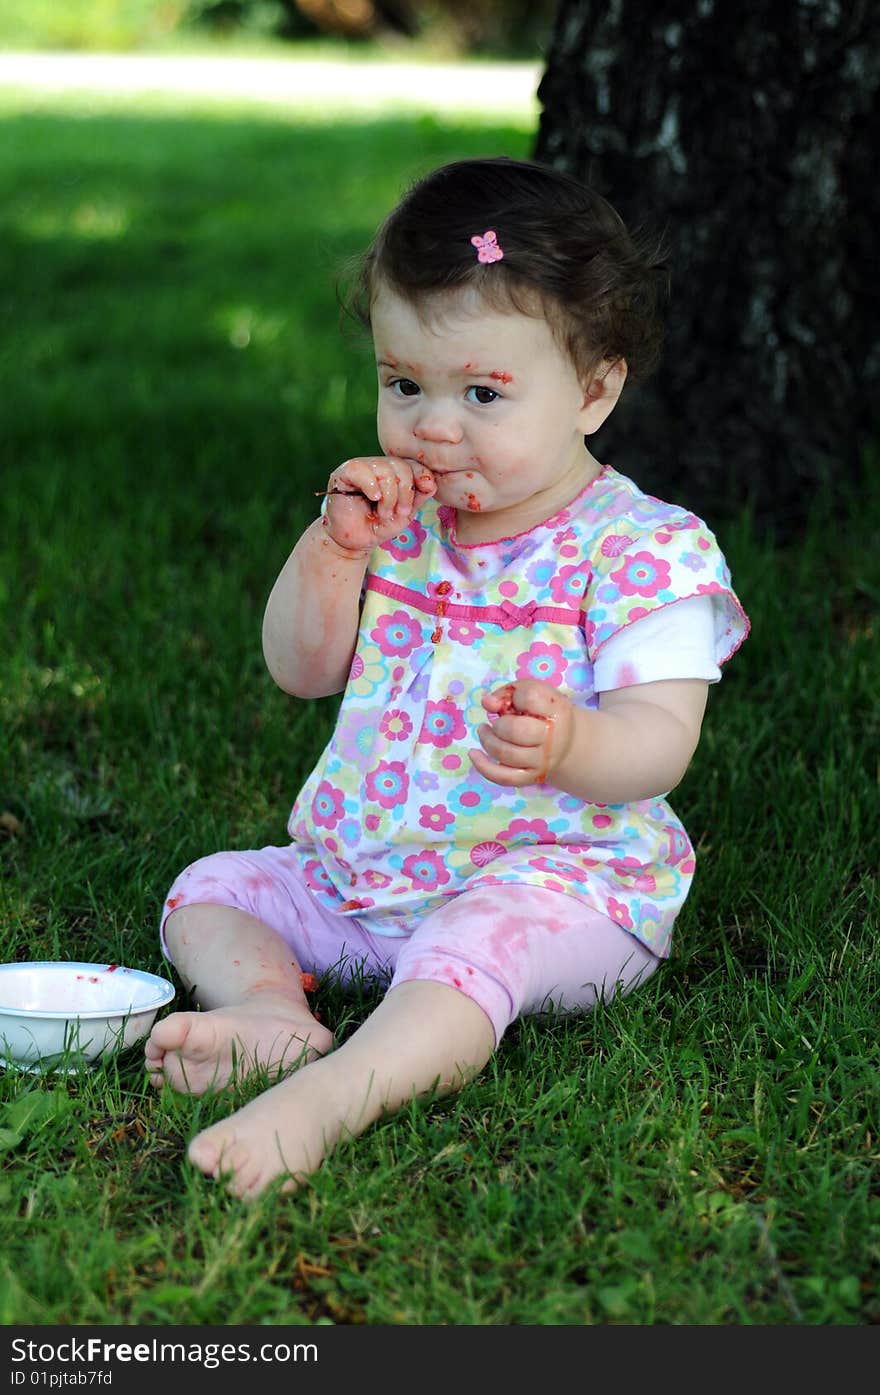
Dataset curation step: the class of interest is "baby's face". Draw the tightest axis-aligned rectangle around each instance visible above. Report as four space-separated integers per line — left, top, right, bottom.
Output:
371 284 611 542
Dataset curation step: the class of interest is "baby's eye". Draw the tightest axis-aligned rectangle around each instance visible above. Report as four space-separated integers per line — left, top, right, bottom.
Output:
466 385 499 405
391 378 420 397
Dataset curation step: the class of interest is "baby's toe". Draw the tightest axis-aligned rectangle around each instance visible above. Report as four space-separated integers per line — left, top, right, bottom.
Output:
148 1011 195 1055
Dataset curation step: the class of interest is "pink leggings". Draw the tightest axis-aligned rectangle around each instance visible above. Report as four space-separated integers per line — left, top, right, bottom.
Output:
160 845 662 1046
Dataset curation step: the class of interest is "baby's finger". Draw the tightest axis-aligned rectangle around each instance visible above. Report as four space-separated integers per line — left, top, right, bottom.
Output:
468 747 535 788
381 456 419 520
328 457 384 503
488 713 550 748
476 723 542 770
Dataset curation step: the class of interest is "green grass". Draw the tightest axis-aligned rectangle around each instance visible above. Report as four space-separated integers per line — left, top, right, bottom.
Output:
1 81 878 1327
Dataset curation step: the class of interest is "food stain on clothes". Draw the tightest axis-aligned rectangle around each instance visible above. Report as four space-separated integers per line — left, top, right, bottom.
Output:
431 579 453 644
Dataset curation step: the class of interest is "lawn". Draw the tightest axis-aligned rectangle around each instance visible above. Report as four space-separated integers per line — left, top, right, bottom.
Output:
0 70 878 1326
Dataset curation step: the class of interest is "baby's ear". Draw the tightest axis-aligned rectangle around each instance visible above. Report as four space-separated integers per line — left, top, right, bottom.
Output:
579 359 627 435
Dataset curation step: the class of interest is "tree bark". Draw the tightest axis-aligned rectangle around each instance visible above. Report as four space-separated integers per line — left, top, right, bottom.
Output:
535 0 880 531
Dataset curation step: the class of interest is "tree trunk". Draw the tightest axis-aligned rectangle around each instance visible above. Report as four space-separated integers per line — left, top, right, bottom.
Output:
534 0 880 531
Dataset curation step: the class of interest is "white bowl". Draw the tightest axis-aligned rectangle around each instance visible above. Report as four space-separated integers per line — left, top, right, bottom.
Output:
0 960 176 1072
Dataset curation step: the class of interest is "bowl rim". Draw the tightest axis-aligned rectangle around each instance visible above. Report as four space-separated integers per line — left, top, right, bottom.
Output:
0 960 176 1020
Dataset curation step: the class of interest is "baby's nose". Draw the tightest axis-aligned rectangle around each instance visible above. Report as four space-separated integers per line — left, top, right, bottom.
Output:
412 405 463 445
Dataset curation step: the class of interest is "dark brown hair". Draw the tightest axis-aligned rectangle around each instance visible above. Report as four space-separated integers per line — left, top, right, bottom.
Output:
344 156 668 385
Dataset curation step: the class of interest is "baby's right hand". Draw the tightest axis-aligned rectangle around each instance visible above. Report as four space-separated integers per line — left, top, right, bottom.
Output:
321 456 437 553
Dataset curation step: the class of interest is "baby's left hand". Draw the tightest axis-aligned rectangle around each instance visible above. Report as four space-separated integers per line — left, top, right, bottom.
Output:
469 680 574 787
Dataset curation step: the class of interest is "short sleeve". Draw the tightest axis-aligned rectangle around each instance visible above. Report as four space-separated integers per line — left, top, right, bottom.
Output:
593 595 721 691
585 513 750 669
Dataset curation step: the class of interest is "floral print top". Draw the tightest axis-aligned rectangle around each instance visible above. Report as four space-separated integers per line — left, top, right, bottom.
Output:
287 466 749 956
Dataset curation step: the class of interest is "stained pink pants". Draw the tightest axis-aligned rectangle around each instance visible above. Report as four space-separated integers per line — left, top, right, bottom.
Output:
160 845 661 1045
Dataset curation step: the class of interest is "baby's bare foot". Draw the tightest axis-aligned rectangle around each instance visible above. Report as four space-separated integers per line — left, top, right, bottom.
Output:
186 1060 352 1200
144 1000 333 1095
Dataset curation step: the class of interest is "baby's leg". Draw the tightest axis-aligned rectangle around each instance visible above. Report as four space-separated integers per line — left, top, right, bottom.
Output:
185 978 495 1200
145 902 333 1094
145 848 354 1093
391 883 661 1044
181 884 658 1200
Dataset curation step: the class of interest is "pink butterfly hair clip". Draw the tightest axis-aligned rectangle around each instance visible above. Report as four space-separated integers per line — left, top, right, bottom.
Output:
471 230 504 264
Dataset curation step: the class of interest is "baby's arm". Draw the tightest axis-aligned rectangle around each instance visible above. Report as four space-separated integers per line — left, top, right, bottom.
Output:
262 517 370 698
262 456 435 698
471 677 709 804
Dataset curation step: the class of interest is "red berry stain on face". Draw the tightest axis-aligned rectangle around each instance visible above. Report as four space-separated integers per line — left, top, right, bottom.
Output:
431 579 453 644
465 493 481 511
489 371 513 384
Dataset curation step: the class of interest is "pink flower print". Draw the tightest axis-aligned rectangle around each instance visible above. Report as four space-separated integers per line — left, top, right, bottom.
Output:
365 760 409 810
606 896 634 930
610 551 671 599
418 698 467 748
364 869 393 889
497 817 557 844
665 825 692 866
402 850 452 891
515 640 566 687
549 563 591 607
419 803 455 832
380 708 414 743
608 854 642 877
656 514 699 536
312 780 345 830
601 534 635 558
384 518 426 561
696 581 725 597
447 618 484 645
371 609 423 658
304 858 333 893
365 813 381 832
608 855 657 894
470 840 506 867
530 855 587 882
